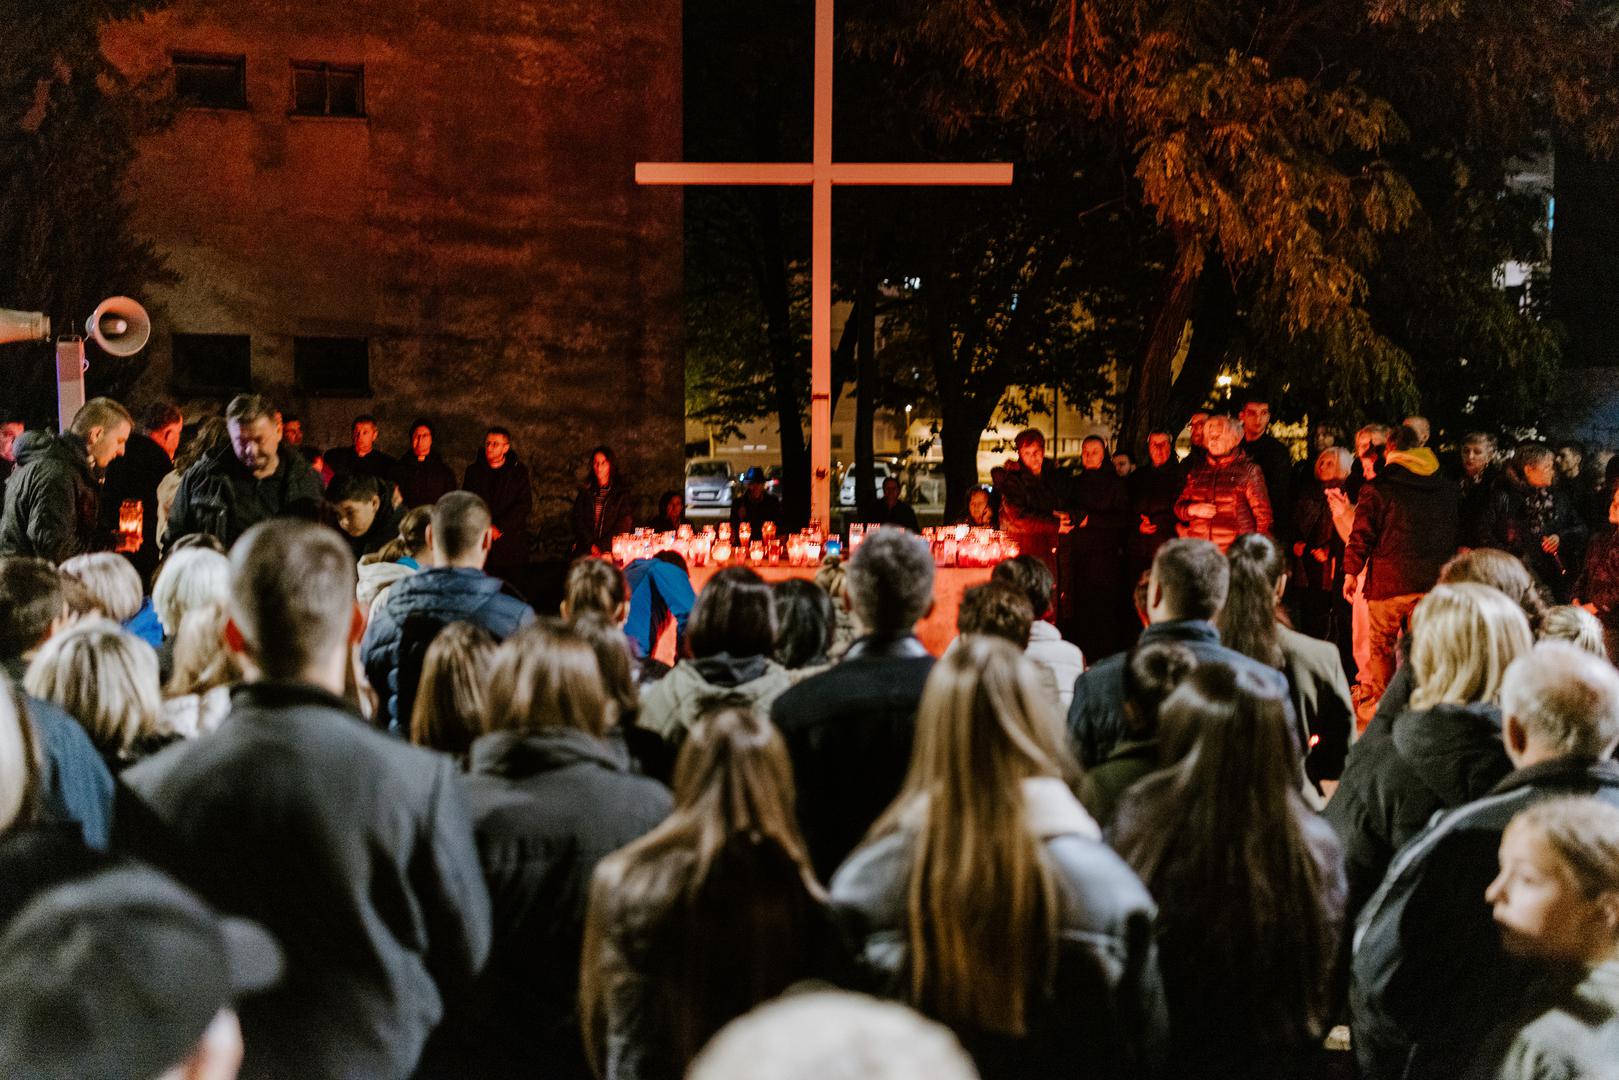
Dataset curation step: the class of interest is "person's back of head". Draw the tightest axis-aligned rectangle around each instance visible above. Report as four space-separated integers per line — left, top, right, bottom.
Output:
1218 533 1285 669
167 600 240 699
0 865 281 1080
956 581 1035 649
688 991 978 1080
152 546 232 639
583 696 821 1076
1149 538 1229 624
227 520 357 684
58 553 144 623
846 527 934 637
1388 423 1424 454
410 621 498 757
1122 641 1198 741
1440 548 1546 634
563 556 629 623
880 637 1075 1037
429 491 493 568
688 567 776 661
1500 642 1619 765
1539 606 1607 658
991 554 1055 623
1118 660 1338 1030
139 401 184 437
25 619 163 760
568 611 638 726
771 579 833 670
0 558 65 662
485 618 610 737
1408 583 1534 711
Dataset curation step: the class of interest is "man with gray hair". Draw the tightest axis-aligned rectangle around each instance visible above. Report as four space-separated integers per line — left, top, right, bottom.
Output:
1352 642 1619 1080
772 526 937 879
117 519 491 1079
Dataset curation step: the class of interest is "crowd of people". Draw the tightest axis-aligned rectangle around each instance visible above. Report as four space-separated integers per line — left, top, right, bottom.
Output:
1 393 1619 1079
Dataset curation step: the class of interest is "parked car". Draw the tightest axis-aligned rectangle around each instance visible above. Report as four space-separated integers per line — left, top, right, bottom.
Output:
685 459 735 511
838 461 892 507
907 462 946 508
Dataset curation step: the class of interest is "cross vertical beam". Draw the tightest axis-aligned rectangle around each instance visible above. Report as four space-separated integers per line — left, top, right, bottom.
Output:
637 0 1013 527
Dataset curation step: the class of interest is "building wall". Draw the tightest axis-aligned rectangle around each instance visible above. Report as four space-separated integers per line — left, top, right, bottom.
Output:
101 0 684 550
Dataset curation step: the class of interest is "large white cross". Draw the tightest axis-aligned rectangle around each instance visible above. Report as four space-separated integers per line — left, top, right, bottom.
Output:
637 0 1013 526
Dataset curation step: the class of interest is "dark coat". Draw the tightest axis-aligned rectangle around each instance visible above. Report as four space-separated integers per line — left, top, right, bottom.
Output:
346 501 403 560
361 566 536 729
324 445 397 484
163 446 323 551
1174 448 1273 550
831 796 1169 1080
0 432 101 564
728 490 782 529
462 457 532 573
770 634 934 882
392 451 458 509
1292 479 1347 592
0 820 108 931
422 729 671 1080
1343 457 1459 600
1458 468 1499 548
1128 460 1183 567
871 499 921 532
1243 432 1294 533
997 461 1069 539
1279 624 1355 785
1350 757 1619 1080
1577 526 1619 628
572 483 637 558
1485 474 1589 600
1078 737 1159 830
116 681 493 1080
100 430 172 581
1066 620 1289 769
1324 700 1512 922
1070 467 1130 550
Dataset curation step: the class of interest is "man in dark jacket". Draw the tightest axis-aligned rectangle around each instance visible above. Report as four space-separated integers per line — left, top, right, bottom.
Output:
1127 430 1183 580
1070 435 1132 661
1456 432 1498 548
117 520 492 1080
391 419 458 508
362 492 535 730
1174 414 1272 552
0 558 114 850
870 475 921 532
1239 397 1293 539
998 429 1073 624
163 394 323 551
1486 442 1589 602
461 427 531 581
0 398 131 564
100 401 181 584
772 527 937 882
1351 643 1619 1080
324 414 396 484
728 466 781 530
1343 423 1459 725
1067 538 1288 768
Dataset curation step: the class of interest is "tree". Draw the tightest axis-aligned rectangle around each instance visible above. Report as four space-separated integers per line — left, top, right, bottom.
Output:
0 0 175 424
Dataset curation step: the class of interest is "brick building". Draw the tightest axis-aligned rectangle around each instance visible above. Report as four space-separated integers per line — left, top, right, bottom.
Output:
101 0 684 550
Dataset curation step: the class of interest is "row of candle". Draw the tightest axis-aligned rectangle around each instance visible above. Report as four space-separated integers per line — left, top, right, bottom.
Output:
611 522 1020 569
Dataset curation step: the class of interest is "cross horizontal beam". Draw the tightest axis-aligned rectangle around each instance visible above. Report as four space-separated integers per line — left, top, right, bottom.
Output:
635 162 1014 187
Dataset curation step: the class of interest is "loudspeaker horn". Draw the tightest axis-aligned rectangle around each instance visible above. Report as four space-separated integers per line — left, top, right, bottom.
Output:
0 309 50 346
86 296 150 357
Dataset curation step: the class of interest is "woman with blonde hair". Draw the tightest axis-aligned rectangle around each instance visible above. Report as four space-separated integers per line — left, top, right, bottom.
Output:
58 553 161 645
1327 583 1535 918
830 637 1164 1079
1538 604 1607 658
581 696 827 1080
24 620 175 773
161 600 240 738
422 619 671 1079
151 545 231 636
408 620 497 759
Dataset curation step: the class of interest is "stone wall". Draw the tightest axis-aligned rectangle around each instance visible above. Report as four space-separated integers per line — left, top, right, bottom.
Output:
101 0 684 554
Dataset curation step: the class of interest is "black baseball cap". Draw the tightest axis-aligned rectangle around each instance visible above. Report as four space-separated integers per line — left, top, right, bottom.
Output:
0 865 283 1080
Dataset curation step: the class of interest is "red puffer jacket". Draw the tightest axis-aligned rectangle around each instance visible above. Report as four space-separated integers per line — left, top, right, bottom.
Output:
1174 449 1273 551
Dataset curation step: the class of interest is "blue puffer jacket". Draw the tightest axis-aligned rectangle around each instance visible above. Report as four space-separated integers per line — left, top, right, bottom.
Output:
361 567 535 730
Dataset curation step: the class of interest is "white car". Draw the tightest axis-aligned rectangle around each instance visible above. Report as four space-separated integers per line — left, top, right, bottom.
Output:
685 459 735 511
839 462 892 506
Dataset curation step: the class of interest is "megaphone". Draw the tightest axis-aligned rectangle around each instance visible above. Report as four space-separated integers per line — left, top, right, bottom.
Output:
0 308 50 346
86 296 150 357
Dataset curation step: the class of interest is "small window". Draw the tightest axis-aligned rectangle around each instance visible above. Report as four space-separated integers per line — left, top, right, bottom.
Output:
294 336 370 396
171 334 252 393
290 63 365 118
173 54 247 110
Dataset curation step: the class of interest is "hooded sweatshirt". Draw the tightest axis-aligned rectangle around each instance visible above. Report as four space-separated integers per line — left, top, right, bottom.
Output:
1344 446 1459 600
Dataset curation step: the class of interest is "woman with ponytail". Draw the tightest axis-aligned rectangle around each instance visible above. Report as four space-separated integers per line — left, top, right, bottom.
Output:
579 696 830 1080
830 637 1166 1079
